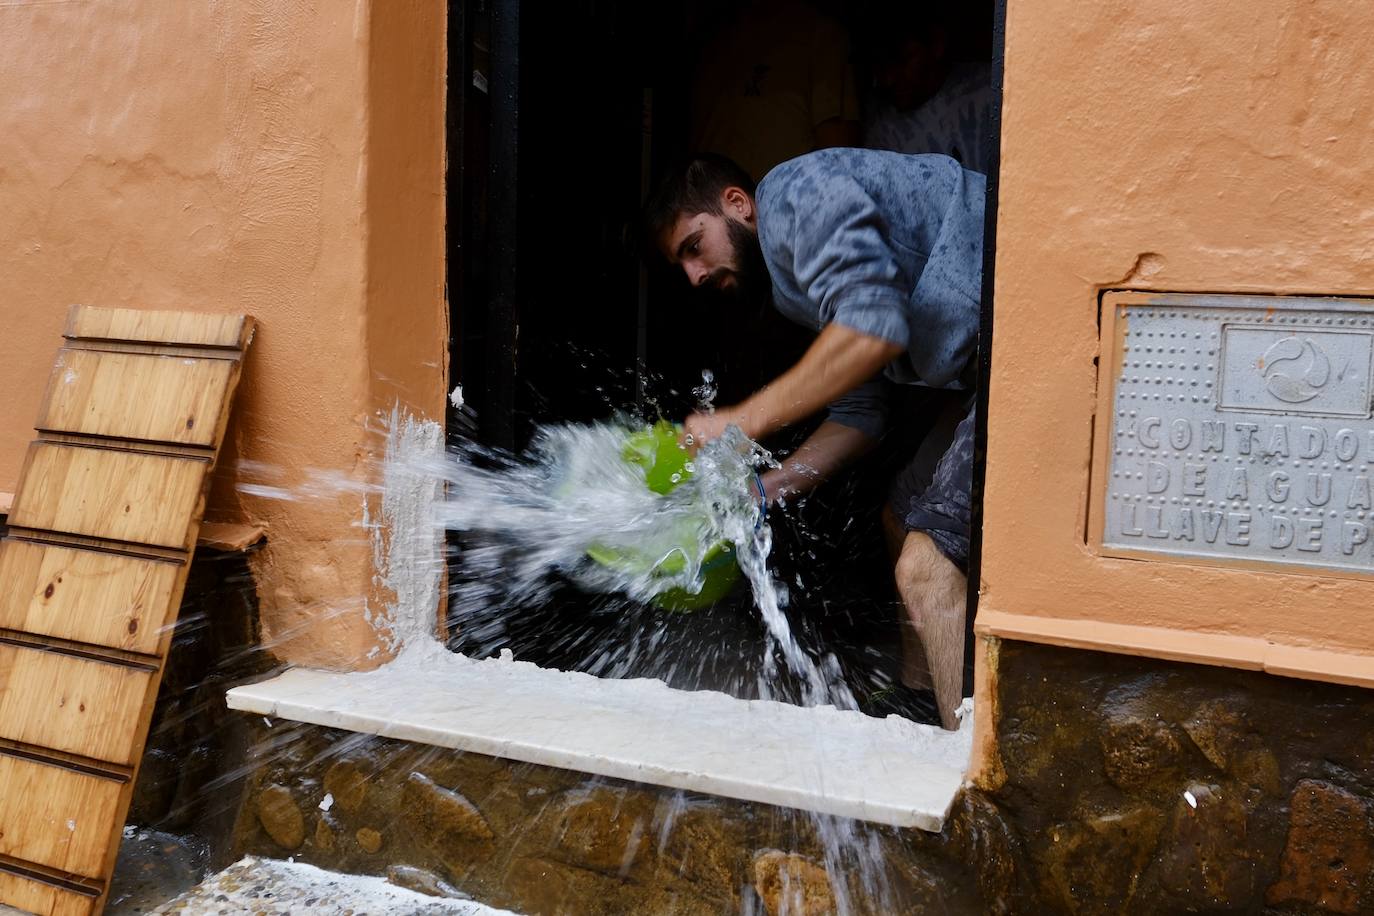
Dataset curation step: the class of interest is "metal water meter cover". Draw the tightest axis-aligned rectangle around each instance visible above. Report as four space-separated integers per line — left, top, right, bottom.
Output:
1091 291 1374 577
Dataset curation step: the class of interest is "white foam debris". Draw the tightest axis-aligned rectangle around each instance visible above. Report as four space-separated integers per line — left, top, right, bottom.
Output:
371 406 446 650
319 792 334 812
450 384 465 409
151 856 513 915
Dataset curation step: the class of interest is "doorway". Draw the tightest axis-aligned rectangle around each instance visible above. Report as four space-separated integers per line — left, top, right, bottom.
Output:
444 0 1004 713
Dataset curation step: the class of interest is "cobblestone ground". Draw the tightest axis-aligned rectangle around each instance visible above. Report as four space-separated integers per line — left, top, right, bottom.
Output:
148 857 515 916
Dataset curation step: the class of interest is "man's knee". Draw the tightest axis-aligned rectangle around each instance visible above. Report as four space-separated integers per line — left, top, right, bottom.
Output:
895 530 951 587
896 531 967 620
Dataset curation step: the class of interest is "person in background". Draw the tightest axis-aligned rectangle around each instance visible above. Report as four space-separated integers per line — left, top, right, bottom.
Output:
690 0 862 183
861 5 996 175
643 150 984 730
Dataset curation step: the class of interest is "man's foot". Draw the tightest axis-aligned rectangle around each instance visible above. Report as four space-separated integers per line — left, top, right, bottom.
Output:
860 683 939 725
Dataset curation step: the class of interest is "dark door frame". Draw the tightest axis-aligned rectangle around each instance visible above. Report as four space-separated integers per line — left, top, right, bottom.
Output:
447 0 520 451
964 0 1007 690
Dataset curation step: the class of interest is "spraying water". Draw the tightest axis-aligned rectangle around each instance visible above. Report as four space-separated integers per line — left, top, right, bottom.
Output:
205 397 967 915
425 415 855 709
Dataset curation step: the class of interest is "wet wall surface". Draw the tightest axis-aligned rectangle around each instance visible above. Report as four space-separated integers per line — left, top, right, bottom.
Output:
977 640 1374 914
228 719 988 915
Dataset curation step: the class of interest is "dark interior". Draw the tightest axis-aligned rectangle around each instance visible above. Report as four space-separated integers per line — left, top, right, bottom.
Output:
444 0 1000 710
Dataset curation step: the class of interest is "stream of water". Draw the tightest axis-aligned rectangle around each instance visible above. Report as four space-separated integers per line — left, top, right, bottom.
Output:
429 414 857 711
211 393 953 914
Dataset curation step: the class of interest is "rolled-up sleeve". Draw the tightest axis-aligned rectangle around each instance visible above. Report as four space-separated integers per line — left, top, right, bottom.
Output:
786 175 914 349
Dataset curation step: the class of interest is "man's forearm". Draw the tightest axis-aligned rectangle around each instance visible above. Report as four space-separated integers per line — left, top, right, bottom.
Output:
761 420 877 504
738 324 902 440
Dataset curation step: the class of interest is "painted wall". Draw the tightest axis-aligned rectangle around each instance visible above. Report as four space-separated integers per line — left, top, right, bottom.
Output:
979 1 1374 681
0 2 447 668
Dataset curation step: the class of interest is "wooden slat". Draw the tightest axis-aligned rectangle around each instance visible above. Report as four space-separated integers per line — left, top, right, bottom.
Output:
3 531 184 565
7 444 207 550
0 305 253 915
64 306 250 349
0 870 94 916
38 349 236 447
0 540 180 657
0 755 123 879
0 644 153 767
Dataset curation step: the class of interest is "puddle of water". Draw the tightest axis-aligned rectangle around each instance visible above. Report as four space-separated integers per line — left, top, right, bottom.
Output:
106 827 208 915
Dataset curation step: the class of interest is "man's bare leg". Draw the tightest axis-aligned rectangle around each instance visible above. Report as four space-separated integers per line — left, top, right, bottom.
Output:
882 507 933 691
895 530 967 730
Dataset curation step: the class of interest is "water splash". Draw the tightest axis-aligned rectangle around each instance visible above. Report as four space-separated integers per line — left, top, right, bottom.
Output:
420 417 854 709
692 368 718 410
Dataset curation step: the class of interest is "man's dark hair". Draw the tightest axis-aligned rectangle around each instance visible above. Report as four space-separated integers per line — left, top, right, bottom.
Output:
642 153 756 252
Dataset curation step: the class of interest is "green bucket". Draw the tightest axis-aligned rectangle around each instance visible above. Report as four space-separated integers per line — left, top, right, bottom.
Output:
586 420 742 611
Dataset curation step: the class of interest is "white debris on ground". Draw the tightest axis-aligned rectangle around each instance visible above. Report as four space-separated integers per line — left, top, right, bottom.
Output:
151 856 516 915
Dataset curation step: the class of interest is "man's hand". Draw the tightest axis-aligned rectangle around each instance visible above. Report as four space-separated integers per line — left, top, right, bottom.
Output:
682 406 753 450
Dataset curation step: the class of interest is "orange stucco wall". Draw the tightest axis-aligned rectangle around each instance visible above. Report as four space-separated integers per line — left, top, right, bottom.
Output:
0 2 446 668
979 1 1374 683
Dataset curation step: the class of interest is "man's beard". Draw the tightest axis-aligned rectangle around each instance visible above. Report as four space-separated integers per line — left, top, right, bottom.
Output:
707 219 771 311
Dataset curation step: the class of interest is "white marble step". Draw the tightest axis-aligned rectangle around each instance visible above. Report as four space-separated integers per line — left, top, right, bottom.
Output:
226 644 971 831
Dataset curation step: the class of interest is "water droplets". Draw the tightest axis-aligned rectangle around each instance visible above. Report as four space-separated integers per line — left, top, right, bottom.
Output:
692 369 718 410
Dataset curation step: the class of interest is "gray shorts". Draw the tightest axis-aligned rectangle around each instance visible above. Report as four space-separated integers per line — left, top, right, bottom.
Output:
887 397 976 571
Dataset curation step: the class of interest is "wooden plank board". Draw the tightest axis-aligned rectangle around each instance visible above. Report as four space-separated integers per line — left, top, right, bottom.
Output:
0 540 180 656
64 306 250 349
7 444 207 550
38 350 235 448
0 755 123 879
0 644 154 767
0 305 253 914
0 870 94 916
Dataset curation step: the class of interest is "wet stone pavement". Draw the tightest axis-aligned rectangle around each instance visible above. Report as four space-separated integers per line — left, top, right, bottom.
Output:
143 856 513 915
107 828 211 914
105 829 515 916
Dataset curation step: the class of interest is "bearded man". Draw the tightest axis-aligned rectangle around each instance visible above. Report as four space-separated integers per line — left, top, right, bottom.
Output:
643 149 984 729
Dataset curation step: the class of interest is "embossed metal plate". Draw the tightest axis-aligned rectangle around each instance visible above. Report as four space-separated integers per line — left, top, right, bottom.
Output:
1097 292 1374 574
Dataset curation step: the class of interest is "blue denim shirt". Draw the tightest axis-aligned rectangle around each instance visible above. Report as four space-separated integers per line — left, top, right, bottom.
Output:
756 149 985 438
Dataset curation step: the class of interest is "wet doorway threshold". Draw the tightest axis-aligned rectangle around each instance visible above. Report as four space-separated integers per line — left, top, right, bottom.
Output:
227 644 973 832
